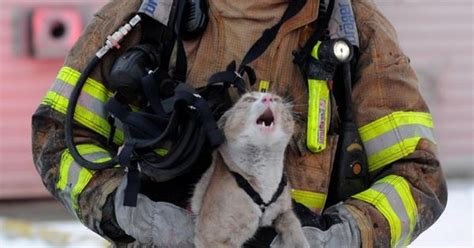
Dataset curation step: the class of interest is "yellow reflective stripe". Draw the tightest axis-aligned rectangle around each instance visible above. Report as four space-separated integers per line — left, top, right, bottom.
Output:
57 144 108 190
378 175 417 246
307 79 330 152
353 175 418 247
311 41 322 60
358 112 435 172
57 145 110 189
291 190 327 210
367 137 420 172
42 91 124 144
57 151 74 191
71 168 95 212
57 145 112 214
42 66 126 145
359 112 433 142
154 148 169 157
353 188 401 247
258 80 270 93
71 169 94 212
57 66 113 102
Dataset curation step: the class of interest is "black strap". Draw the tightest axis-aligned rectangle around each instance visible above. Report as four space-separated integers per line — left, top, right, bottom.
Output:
239 0 307 72
141 73 168 118
205 0 306 95
306 0 335 53
105 98 164 138
207 70 247 93
293 0 335 66
172 84 225 147
173 0 188 82
124 163 140 207
118 144 140 207
230 171 287 213
173 38 188 82
107 115 116 146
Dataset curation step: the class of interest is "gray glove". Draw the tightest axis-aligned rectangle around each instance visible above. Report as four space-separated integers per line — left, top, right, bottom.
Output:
271 203 361 248
114 177 196 247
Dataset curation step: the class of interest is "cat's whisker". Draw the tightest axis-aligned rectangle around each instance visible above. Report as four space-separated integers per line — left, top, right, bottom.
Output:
284 94 306 103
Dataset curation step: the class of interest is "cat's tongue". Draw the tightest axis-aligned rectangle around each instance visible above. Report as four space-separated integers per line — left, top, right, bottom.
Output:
256 108 275 132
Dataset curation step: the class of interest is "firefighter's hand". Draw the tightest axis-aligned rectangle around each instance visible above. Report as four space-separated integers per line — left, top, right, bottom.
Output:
245 202 362 247
272 203 362 248
114 176 195 247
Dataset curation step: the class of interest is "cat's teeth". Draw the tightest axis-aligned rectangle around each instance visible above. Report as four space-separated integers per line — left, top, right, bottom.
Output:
270 122 274 127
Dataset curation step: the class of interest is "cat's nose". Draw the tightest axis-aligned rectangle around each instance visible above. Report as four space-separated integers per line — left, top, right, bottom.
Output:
262 94 273 106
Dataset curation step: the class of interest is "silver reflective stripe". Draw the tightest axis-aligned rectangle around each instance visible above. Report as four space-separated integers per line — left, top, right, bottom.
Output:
58 185 77 216
327 0 360 47
49 79 125 132
59 151 110 217
353 175 417 247
371 183 412 247
51 80 107 114
364 124 435 157
139 0 174 26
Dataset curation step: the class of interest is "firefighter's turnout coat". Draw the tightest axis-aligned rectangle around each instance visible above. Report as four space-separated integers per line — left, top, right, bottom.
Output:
32 0 447 247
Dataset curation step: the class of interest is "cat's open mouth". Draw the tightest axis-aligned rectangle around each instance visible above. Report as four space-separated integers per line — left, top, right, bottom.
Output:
256 108 275 130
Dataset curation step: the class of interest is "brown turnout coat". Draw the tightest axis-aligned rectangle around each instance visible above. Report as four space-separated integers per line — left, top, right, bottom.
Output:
32 0 447 247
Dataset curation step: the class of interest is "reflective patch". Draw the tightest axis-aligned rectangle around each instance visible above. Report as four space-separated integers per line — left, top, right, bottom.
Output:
139 0 174 26
258 80 270 93
306 79 330 153
352 175 417 247
41 67 124 145
154 148 169 157
358 112 436 172
57 145 112 217
291 189 327 211
327 0 360 47
56 67 113 102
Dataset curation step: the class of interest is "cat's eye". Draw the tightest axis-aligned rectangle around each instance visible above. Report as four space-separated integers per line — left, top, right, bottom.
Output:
243 96 257 102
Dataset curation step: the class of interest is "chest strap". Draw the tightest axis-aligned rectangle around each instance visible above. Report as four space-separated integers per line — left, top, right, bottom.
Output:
230 171 287 213
206 0 306 96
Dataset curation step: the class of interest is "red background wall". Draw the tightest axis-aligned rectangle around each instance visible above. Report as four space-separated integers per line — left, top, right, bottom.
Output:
0 0 472 199
0 0 105 198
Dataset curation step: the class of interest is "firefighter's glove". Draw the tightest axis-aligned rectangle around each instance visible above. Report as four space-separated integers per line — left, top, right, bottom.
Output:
246 202 362 247
271 202 361 247
114 176 195 247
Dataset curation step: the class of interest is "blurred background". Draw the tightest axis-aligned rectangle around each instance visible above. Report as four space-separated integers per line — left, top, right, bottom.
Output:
0 0 472 247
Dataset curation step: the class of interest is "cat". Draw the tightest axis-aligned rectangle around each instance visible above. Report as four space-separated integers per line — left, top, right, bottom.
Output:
191 92 309 248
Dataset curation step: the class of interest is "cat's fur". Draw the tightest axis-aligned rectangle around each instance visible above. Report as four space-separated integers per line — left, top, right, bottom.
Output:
191 92 309 248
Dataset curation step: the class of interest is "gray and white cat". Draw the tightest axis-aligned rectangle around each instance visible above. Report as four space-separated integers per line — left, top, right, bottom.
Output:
191 92 309 248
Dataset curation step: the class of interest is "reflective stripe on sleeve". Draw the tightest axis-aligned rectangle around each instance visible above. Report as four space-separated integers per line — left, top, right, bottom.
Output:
352 175 417 247
57 144 112 217
41 66 124 145
291 189 327 211
358 112 436 172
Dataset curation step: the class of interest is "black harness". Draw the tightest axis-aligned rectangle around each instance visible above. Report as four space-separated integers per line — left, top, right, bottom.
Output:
231 171 287 213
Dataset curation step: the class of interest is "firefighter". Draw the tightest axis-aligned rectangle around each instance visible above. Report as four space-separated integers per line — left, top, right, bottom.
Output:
31 0 447 247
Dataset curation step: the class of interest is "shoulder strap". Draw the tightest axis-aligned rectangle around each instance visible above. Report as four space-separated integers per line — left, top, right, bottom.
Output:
239 0 307 73
293 0 335 66
206 0 307 94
